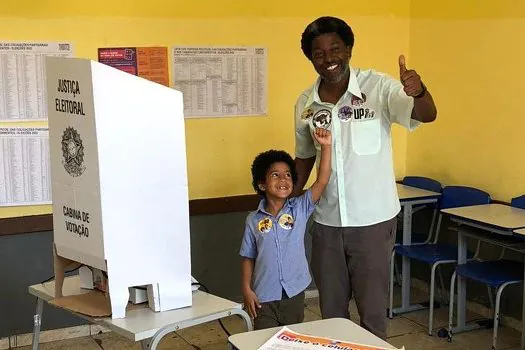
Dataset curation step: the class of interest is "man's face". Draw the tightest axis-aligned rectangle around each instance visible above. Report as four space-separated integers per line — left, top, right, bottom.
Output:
310 33 351 84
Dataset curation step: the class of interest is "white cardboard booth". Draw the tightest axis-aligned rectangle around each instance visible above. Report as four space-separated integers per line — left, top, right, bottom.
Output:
45 57 191 319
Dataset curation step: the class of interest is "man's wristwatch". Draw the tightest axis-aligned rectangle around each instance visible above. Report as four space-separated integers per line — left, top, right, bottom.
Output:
415 83 427 98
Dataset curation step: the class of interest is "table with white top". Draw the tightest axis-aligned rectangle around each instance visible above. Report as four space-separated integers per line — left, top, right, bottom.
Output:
28 276 253 350
395 183 441 314
442 204 525 349
228 318 399 350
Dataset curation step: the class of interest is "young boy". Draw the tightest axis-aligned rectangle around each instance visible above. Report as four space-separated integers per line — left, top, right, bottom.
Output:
239 127 332 330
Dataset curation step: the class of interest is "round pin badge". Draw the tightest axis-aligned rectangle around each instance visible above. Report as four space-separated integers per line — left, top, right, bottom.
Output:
312 109 332 129
351 93 367 106
301 108 314 120
278 214 294 230
338 106 353 122
257 217 272 233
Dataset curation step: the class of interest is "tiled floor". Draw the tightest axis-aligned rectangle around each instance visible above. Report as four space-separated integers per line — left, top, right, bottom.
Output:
17 287 522 349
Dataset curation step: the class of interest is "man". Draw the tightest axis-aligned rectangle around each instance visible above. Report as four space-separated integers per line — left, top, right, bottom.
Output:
293 16 437 340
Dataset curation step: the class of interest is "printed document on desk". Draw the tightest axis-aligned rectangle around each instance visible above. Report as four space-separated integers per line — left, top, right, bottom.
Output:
258 327 403 350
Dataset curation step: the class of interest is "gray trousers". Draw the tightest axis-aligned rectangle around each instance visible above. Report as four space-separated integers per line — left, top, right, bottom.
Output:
311 217 397 340
254 290 305 330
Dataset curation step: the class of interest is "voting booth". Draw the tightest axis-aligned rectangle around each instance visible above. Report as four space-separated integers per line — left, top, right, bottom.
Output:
45 57 192 319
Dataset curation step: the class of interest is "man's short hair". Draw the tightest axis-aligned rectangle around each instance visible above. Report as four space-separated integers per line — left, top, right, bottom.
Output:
301 16 355 60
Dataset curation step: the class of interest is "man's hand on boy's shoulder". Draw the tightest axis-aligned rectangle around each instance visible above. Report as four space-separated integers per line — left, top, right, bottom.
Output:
243 287 262 318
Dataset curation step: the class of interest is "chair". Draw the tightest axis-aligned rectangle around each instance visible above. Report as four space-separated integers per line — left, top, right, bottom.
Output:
447 195 525 349
511 194 525 210
402 176 443 194
389 185 492 335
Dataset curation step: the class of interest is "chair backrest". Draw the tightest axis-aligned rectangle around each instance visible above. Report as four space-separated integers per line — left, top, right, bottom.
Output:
440 186 491 209
511 195 525 209
402 176 442 193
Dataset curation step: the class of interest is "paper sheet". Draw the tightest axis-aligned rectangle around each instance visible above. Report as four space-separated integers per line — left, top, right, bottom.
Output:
50 290 112 317
258 327 404 350
0 41 74 121
172 46 267 118
50 289 148 318
0 127 51 206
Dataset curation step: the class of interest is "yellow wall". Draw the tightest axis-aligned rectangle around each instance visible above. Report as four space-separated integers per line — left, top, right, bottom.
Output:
0 0 410 218
406 0 525 201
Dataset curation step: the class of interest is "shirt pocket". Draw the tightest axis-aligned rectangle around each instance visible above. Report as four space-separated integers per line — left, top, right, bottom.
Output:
351 117 381 155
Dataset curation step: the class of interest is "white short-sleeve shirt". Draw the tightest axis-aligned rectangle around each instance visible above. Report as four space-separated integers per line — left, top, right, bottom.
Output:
295 67 419 227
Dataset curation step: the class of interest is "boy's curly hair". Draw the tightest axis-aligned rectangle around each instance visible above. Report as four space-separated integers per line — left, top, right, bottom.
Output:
251 150 298 196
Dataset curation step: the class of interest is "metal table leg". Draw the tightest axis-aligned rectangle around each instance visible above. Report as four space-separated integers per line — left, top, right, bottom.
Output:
450 229 484 335
456 229 467 328
521 263 525 350
401 203 412 311
233 308 253 331
31 298 44 350
144 308 253 349
392 204 426 315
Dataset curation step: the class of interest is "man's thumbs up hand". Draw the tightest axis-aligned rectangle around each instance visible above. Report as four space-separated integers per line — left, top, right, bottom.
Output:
399 54 425 97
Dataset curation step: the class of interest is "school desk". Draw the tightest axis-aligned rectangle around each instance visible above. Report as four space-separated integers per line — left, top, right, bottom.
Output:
28 276 253 350
442 204 525 349
227 317 398 350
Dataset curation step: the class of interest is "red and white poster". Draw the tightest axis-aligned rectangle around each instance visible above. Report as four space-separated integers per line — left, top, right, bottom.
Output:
98 47 169 87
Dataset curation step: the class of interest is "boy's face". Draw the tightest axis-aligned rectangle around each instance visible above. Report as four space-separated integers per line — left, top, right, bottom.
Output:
259 162 293 200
